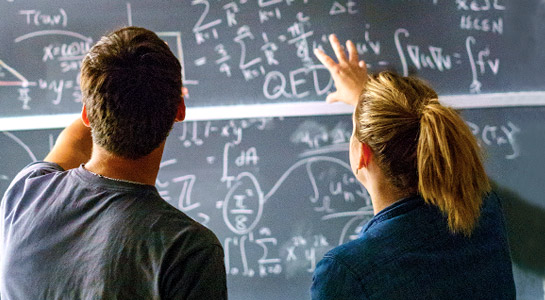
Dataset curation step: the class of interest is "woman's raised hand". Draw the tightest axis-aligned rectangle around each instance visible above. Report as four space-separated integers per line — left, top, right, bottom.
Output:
313 34 368 107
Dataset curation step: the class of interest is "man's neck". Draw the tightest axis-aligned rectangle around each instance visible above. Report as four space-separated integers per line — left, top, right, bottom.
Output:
84 143 165 186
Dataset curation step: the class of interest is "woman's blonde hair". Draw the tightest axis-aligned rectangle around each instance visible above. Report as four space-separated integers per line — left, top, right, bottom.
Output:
354 72 490 236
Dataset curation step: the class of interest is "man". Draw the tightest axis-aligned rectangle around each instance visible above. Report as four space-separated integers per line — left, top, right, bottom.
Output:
0 27 227 299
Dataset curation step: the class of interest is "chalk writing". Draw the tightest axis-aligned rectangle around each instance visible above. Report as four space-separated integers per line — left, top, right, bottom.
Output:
0 1 542 299
0 0 536 115
1 105 540 298
467 120 521 159
395 28 458 76
460 15 503 35
466 36 500 93
19 8 68 27
152 117 371 281
192 0 221 44
329 1 358 16
456 0 505 11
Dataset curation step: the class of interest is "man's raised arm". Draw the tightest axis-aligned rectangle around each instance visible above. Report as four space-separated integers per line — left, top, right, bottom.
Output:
44 117 92 170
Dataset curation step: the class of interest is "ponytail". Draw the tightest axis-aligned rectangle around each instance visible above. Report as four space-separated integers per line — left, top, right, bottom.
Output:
417 99 490 236
355 72 490 236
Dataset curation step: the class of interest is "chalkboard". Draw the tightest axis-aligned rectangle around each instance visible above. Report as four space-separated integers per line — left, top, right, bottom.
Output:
1 108 544 299
1 0 545 118
1 0 544 298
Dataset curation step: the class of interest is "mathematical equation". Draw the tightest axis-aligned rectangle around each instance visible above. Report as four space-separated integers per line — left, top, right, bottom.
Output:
0 0 526 117
155 114 520 278
157 116 370 276
0 114 523 278
467 119 520 159
0 110 532 298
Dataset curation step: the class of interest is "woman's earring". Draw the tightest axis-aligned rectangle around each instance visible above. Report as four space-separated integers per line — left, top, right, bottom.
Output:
355 168 359 175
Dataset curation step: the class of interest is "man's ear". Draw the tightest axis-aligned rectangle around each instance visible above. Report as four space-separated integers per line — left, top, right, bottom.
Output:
359 142 372 169
175 97 186 122
81 105 91 127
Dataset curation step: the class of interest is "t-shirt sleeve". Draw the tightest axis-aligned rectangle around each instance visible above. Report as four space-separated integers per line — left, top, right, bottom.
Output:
8 161 64 188
311 256 367 300
1 161 64 215
160 241 227 300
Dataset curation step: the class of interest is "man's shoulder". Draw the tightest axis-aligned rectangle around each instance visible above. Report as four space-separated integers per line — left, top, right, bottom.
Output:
11 161 64 182
5 161 65 193
2 161 65 211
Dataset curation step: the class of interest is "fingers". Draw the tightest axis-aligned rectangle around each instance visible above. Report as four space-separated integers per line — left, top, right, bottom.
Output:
329 34 348 63
347 40 358 65
315 35 365 72
313 48 338 73
325 92 340 104
359 61 368 76
182 87 189 97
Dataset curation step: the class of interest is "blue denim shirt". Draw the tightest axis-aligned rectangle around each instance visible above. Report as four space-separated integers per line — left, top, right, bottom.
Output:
311 193 515 299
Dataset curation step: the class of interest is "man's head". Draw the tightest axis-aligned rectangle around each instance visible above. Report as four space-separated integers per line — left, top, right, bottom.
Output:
80 26 184 159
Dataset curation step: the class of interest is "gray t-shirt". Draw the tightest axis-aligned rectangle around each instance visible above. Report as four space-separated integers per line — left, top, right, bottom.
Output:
0 162 227 299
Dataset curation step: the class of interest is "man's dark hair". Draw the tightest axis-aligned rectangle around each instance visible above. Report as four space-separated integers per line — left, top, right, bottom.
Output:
81 26 182 159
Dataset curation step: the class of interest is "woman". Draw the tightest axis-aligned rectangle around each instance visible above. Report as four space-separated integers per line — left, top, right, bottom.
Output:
311 35 515 299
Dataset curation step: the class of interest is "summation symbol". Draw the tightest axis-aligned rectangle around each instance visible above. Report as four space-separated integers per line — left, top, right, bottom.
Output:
192 0 222 44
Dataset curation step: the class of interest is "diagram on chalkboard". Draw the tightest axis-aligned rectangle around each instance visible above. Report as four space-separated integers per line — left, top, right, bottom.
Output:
220 155 370 235
0 60 36 109
0 107 540 298
151 117 374 279
0 59 34 88
0 131 38 192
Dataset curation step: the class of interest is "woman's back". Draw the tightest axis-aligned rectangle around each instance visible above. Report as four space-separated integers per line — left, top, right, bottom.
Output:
311 192 515 299
311 34 515 299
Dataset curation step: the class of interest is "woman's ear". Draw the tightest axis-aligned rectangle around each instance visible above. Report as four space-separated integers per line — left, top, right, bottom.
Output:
81 105 90 127
359 142 372 169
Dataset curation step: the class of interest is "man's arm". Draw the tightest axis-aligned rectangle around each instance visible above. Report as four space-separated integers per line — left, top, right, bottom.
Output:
44 118 92 170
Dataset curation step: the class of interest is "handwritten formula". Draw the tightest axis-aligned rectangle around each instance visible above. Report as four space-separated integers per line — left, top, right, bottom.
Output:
1 0 543 118
0 108 541 298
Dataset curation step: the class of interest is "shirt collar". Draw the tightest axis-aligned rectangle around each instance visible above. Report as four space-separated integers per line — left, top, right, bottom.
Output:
360 195 424 235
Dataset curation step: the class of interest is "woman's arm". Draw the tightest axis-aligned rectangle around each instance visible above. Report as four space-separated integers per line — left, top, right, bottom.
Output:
313 34 368 107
